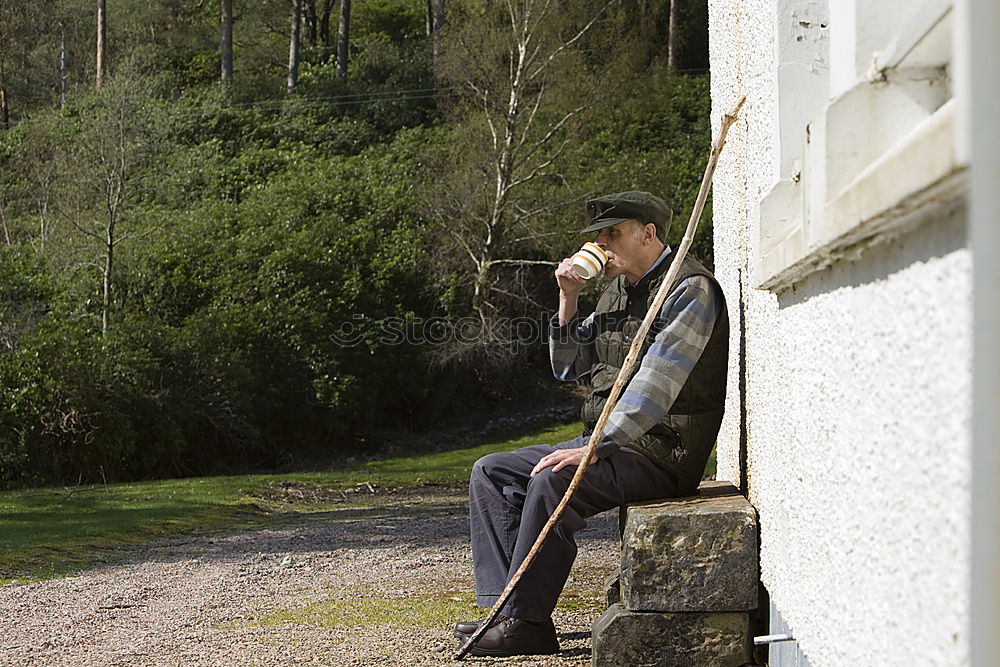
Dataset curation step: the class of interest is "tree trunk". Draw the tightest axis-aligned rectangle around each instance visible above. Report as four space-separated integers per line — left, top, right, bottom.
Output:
319 0 334 50
425 0 433 37
0 205 10 248
336 0 350 83
221 0 233 83
59 24 69 107
102 230 113 336
304 0 317 46
638 0 649 40
432 0 445 65
667 0 679 72
0 87 8 130
96 0 107 88
288 0 302 93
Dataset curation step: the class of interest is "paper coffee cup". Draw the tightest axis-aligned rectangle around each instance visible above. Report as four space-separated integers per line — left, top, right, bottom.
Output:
571 242 608 280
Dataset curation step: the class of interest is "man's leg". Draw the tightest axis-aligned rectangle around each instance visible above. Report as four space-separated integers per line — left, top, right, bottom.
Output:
468 445 553 609
469 442 676 621
500 446 675 621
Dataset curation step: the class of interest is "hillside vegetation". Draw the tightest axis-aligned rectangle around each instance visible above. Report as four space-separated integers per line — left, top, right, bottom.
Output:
0 0 711 488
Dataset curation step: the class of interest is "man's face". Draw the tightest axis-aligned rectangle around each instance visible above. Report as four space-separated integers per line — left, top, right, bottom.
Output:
594 219 652 279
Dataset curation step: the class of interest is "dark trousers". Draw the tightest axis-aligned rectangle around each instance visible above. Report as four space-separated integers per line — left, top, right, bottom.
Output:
469 439 677 622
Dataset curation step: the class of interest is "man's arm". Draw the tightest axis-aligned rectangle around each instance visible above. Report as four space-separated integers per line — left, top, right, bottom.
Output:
549 257 594 381
601 275 722 453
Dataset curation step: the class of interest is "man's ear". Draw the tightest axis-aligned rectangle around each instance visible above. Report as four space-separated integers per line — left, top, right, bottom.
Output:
644 223 657 244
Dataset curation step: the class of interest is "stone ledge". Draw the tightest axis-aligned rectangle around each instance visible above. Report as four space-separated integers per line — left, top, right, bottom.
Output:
592 603 752 667
620 481 758 612
603 570 620 608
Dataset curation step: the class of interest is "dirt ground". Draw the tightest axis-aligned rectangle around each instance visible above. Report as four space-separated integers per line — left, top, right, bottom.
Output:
0 487 620 666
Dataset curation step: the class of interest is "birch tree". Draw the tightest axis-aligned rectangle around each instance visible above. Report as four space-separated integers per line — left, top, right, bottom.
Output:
430 0 620 363
667 0 679 71
221 0 233 83
52 74 164 335
287 0 302 93
96 0 107 88
431 0 445 65
336 0 351 82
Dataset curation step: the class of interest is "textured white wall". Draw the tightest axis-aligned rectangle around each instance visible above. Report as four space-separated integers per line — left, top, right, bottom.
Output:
708 1 972 665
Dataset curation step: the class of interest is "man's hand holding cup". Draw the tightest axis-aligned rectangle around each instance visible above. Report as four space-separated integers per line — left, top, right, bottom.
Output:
556 242 610 325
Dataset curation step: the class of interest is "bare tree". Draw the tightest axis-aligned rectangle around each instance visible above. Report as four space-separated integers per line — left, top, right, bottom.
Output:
337 0 350 82
431 0 618 363
432 0 445 64
221 0 233 83
59 22 69 107
288 0 303 93
0 3 10 128
303 0 317 45
0 171 11 247
319 0 334 51
667 0 679 71
96 0 107 88
0 88 8 130
52 75 164 335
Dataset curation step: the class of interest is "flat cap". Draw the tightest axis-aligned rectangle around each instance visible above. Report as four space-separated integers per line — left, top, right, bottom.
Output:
582 191 673 240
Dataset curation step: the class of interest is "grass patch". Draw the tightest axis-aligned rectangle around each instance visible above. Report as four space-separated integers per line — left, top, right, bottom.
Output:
0 421 582 584
262 589 477 629
297 421 584 488
0 421 718 585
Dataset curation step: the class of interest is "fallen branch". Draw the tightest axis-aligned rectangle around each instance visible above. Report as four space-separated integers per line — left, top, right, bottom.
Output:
58 473 84 506
455 95 746 660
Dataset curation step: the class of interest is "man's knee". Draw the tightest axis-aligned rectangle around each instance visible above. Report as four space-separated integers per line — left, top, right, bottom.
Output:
525 466 571 497
471 451 511 482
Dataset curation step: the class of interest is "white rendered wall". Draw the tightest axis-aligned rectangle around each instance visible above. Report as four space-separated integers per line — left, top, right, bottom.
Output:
708 1 972 665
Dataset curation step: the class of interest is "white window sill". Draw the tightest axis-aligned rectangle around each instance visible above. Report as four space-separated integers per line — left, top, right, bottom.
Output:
755 96 966 292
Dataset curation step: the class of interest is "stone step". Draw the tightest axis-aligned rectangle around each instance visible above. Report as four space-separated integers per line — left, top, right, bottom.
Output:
603 570 620 608
620 480 758 612
592 603 752 667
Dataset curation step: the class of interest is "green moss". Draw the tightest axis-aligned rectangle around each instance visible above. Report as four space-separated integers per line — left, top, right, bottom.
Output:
555 592 605 612
262 590 477 629
557 564 617 613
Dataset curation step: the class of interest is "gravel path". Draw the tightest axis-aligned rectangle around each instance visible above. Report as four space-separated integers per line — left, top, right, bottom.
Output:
0 487 620 666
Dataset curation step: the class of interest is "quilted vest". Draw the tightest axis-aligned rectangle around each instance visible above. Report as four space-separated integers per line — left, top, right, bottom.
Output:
580 251 729 495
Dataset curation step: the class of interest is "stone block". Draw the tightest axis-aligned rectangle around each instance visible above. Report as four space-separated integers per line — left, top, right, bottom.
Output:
621 481 757 612
591 603 751 667
603 570 620 608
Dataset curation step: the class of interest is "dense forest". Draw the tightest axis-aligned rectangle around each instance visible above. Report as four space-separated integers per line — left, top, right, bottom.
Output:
0 0 712 488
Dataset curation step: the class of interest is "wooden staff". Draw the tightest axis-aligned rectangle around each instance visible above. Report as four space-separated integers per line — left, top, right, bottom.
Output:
455 96 746 661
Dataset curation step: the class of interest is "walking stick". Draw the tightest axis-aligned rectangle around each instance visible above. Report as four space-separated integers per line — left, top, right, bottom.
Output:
455 96 746 660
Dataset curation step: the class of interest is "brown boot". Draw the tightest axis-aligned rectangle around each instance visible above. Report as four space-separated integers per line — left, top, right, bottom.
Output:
453 620 480 638
468 615 559 657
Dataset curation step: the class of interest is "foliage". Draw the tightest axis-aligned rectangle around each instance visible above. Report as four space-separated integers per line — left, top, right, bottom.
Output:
0 0 713 489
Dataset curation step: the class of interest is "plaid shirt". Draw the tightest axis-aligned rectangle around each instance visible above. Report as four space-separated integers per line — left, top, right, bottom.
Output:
549 274 723 457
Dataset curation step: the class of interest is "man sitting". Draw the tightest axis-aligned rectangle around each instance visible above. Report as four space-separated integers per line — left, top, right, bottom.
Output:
458 191 729 657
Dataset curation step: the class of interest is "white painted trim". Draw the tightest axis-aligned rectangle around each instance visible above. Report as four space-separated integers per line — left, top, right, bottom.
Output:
756 98 966 292
870 0 952 75
754 0 960 293
967 0 1000 661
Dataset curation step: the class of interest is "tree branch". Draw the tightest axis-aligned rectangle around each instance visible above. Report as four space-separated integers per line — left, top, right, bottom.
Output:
514 104 588 171
483 258 558 268
488 284 546 310
507 137 569 191
467 82 499 150
527 0 618 81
